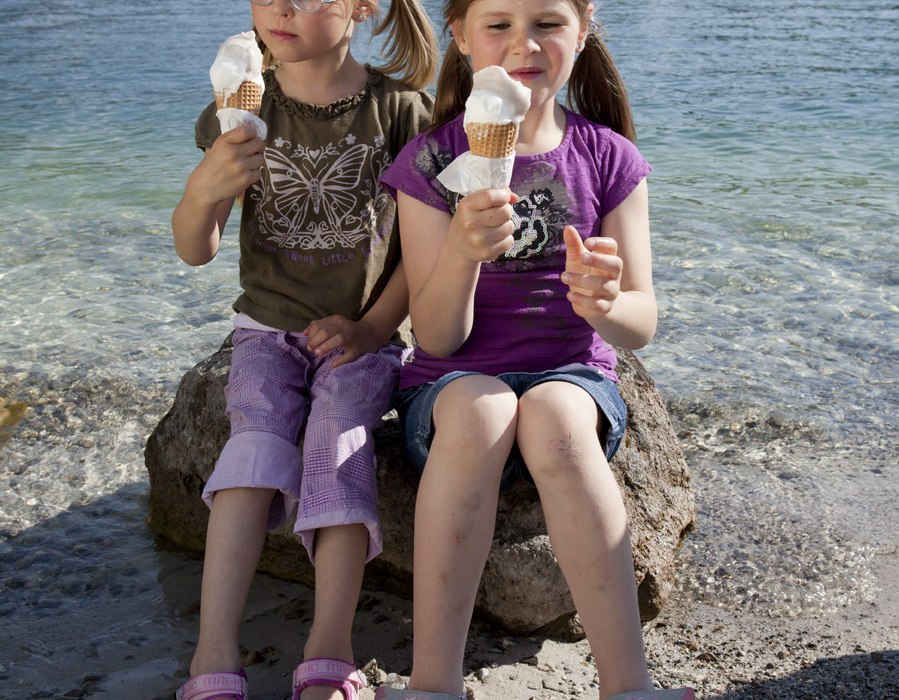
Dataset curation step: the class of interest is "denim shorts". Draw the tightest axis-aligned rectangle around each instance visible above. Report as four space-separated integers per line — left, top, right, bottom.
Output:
393 364 627 490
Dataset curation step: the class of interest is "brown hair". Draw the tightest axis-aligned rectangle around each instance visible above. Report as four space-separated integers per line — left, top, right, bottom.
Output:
431 0 636 142
256 0 438 90
371 0 439 89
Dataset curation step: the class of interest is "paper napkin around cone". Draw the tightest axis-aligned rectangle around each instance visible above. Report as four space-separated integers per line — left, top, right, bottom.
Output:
437 66 531 194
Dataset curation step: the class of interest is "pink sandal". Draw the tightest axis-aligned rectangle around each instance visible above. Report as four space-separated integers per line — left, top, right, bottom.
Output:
292 658 367 700
175 669 249 700
607 689 696 700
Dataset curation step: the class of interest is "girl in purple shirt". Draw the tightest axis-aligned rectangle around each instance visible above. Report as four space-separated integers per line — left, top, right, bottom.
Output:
378 1 694 700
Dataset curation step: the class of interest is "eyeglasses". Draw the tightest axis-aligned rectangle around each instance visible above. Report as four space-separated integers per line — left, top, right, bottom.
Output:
249 0 338 14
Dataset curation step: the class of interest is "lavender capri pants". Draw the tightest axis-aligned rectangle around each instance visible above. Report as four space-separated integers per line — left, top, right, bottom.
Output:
202 327 403 563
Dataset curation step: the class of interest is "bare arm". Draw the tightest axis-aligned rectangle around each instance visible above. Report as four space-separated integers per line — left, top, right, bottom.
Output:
358 259 410 346
171 125 265 266
397 188 517 357
561 179 657 349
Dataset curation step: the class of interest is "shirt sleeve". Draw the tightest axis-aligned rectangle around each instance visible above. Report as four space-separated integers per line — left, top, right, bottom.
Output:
194 101 220 151
597 130 652 218
381 121 461 213
401 90 435 148
380 82 434 158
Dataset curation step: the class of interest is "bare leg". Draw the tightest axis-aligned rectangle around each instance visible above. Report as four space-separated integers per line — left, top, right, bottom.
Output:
517 382 653 699
300 523 369 700
408 376 518 695
190 486 276 677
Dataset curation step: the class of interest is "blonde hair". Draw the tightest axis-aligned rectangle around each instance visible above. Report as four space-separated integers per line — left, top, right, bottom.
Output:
372 0 438 89
256 0 437 90
432 0 636 142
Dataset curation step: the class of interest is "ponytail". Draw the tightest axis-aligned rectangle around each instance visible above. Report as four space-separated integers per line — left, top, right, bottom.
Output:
431 39 473 128
568 26 636 142
372 0 438 90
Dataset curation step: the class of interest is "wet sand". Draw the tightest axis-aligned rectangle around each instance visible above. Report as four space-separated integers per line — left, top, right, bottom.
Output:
7 543 895 700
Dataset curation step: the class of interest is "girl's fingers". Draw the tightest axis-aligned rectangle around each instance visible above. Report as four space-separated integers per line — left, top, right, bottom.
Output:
221 123 261 145
562 238 621 293
563 226 587 267
468 187 514 209
584 236 617 256
452 190 517 261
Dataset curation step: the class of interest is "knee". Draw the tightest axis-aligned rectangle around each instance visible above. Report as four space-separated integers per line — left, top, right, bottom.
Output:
517 384 603 478
426 377 518 480
433 376 518 444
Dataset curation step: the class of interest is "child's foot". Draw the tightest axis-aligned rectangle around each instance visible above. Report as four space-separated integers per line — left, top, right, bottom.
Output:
606 689 696 700
175 669 248 700
291 658 367 700
300 687 347 700
373 687 466 700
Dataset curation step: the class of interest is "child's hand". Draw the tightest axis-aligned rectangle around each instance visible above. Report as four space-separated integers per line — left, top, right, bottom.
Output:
191 124 265 205
449 188 519 263
304 315 381 368
561 225 623 321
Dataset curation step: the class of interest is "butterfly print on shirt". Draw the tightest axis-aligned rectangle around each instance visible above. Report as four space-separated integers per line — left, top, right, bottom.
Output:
255 137 386 251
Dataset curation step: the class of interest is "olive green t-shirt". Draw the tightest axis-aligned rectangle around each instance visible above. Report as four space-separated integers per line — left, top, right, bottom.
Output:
195 68 433 340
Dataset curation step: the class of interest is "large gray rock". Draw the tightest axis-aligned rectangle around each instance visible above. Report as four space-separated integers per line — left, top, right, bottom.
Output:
145 337 694 635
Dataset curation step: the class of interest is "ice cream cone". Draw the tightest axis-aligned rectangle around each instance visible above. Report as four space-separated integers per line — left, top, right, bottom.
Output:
214 80 263 114
438 67 530 193
210 32 266 207
216 81 263 206
465 121 519 159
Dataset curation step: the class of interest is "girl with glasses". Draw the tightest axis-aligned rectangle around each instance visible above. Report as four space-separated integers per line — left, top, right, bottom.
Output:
172 2 436 699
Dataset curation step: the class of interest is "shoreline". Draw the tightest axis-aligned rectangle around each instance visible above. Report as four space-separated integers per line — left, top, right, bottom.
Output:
3 362 895 700
20 545 895 700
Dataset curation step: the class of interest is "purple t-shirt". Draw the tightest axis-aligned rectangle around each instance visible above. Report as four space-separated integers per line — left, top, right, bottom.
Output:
381 108 651 390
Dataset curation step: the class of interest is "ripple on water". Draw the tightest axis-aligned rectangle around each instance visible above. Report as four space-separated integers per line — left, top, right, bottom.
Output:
667 396 891 618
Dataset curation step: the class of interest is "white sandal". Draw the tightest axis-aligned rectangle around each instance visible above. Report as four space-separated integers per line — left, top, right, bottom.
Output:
607 689 696 700
373 685 465 700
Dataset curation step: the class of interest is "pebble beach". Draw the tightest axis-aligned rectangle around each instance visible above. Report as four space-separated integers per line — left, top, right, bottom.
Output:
1 0 896 698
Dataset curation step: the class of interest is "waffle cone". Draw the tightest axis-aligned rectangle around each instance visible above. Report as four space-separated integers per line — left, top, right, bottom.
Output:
214 80 262 113
465 121 518 158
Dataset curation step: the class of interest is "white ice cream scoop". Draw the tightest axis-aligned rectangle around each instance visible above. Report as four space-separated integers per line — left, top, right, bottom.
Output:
463 65 532 128
209 31 267 141
210 31 265 103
